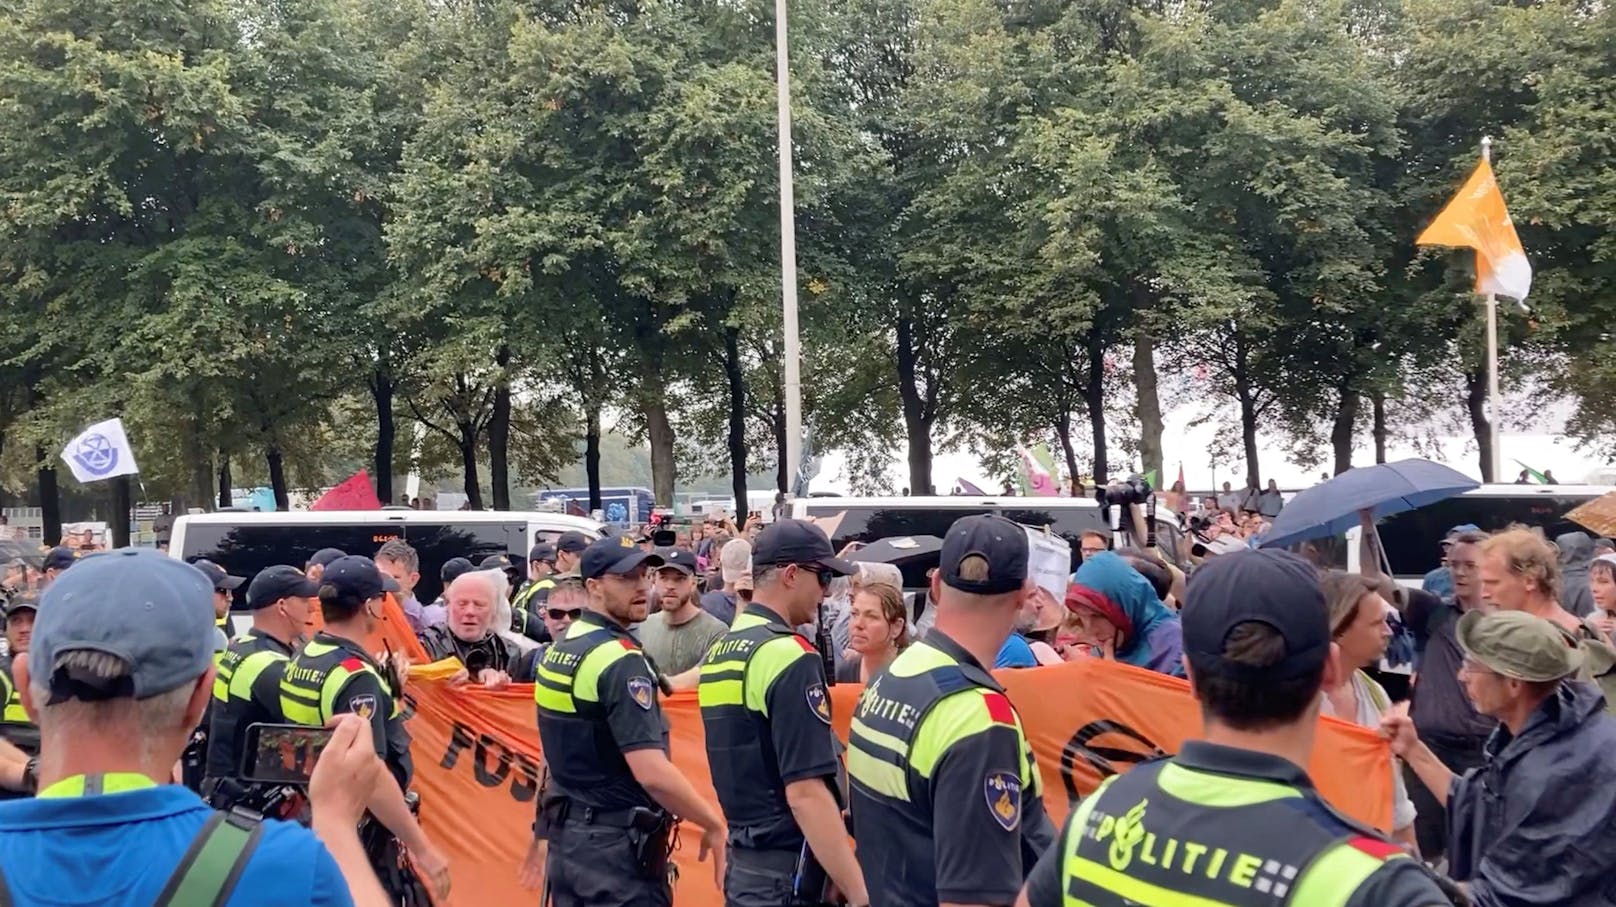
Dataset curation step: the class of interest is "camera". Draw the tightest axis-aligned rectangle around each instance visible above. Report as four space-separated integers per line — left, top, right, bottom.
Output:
1096 473 1153 508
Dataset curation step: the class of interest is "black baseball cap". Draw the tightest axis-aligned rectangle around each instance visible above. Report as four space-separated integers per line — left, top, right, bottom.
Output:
556 532 592 555
320 556 387 601
193 559 245 592
580 536 664 580
655 547 698 576
939 514 1027 594
246 565 320 610
307 548 347 570
1181 548 1329 680
481 553 521 573
42 547 77 573
529 543 557 564
3 595 39 621
752 520 855 575
440 557 475 585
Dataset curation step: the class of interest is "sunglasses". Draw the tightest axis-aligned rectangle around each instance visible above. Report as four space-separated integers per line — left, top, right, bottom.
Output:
547 608 583 621
795 565 833 589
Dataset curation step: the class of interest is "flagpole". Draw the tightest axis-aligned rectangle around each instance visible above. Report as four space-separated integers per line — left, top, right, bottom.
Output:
775 0 803 496
1481 135 1502 483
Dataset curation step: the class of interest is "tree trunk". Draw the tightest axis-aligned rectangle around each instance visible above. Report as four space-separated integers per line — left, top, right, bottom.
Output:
1372 391 1388 464
895 316 933 495
266 445 288 510
643 385 676 508
217 453 232 510
1055 419 1079 492
1331 386 1359 476
370 369 395 505
36 446 60 546
458 423 483 509
1465 369 1494 482
1132 326 1164 482
1239 399 1261 488
489 346 512 510
723 327 749 516
111 476 132 548
585 404 603 512
1084 324 1108 484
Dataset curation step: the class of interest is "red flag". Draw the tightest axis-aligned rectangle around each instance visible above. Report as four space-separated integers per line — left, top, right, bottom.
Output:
311 470 382 511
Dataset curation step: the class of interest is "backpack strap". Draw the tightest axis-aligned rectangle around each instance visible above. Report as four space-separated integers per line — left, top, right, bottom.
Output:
153 809 265 907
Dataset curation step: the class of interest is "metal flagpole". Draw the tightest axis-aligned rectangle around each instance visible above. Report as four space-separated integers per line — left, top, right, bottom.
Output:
775 0 802 495
1481 135 1502 483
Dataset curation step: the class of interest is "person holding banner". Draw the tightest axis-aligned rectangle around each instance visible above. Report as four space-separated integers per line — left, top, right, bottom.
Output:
848 514 1054 907
1019 549 1454 907
699 519 869 907
533 536 726 907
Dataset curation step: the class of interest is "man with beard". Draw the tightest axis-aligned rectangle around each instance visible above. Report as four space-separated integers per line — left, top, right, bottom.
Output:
418 571 532 687
639 549 727 677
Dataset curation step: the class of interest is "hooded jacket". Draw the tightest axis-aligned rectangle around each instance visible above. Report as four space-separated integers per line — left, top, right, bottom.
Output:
1557 531 1596 618
1065 552 1184 677
1449 680 1616 906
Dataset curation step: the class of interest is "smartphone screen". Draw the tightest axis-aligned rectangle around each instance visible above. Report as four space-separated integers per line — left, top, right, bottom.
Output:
241 722 333 784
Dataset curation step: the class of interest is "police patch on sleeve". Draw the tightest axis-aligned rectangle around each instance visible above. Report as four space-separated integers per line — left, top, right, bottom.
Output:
984 770 1022 831
806 682 832 725
350 694 377 721
627 676 654 711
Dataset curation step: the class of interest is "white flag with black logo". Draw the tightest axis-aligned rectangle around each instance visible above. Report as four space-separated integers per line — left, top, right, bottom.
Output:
60 418 140 483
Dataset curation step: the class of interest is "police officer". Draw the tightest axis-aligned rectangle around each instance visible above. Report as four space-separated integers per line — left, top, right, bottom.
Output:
203 565 318 813
0 596 39 798
1019 549 1455 907
848 514 1054 907
511 543 558 633
700 520 869 907
534 535 727 906
280 555 452 903
193 559 246 653
554 531 590 575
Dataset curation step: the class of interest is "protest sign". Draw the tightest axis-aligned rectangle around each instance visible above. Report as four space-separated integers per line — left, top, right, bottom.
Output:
1024 526 1072 601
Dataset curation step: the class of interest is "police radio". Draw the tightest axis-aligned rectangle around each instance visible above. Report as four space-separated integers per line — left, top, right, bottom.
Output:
816 600 835 687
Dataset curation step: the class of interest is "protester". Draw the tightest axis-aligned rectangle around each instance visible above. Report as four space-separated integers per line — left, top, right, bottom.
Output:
1062 552 1185 677
374 540 430 633
1589 554 1616 636
1257 478 1285 518
425 556 473 628
1383 610 1616 905
1421 525 1478 601
419 571 532 686
0 549 391 905
1554 530 1597 617
305 547 347 583
700 538 752 625
837 582 908 682
1595 537 1615 558
39 547 75 584
1021 549 1451 907
1077 530 1107 561
1022 587 1066 665
1317 572 1417 851
193 559 246 652
639 548 727 677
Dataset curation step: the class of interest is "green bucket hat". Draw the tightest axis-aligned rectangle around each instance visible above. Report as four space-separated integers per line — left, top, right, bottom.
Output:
1457 610 1583 682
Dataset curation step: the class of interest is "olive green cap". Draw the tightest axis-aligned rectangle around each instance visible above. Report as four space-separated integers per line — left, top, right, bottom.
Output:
1456 610 1583 682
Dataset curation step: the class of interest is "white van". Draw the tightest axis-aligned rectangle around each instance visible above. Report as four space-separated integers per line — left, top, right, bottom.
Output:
1346 484 1614 583
172 509 605 609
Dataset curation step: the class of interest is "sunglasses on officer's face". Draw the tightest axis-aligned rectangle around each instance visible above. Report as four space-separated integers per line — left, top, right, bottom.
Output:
547 608 582 621
794 565 833 590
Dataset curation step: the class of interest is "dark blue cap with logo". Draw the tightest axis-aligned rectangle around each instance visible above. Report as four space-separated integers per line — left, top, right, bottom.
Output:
1181 548 1329 680
751 520 856 575
247 565 320 609
320 555 387 601
31 549 215 701
581 536 664 580
655 547 699 576
939 514 1028 595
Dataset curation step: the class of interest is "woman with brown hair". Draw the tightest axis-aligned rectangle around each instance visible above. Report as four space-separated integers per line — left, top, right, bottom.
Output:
1318 570 1417 851
838 581 908 682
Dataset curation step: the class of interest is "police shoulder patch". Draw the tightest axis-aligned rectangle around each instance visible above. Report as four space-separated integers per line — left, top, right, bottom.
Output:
350 694 377 721
983 770 1022 832
627 676 655 710
805 682 832 725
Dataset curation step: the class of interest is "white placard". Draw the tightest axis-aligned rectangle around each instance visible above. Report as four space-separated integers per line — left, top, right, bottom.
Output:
1024 527 1072 602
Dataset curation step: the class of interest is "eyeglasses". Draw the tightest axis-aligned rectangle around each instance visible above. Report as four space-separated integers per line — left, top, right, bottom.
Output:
547 608 582 621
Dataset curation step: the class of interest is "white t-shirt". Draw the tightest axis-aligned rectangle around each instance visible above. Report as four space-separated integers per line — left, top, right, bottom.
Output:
1320 669 1417 832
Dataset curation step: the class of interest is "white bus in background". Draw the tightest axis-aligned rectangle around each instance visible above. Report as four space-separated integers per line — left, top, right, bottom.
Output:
171 510 605 624
1345 484 1615 583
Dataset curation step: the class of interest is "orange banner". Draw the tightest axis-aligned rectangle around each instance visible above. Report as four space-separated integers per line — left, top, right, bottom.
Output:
401 658 1393 907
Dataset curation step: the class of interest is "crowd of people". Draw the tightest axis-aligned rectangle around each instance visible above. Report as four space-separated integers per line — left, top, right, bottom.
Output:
0 499 1613 906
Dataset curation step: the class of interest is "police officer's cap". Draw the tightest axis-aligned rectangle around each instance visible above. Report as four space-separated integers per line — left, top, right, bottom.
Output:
556 532 592 555
938 514 1027 594
247 565 320 610
752 520 856 576
1182 549 1329 680
580 536 664 580
306 547 347 570
654 547 699 577
41 546 77 573
31 549 215 701
320 556 388 601
440 556 475 585
529 543 557 564
192 559 246 593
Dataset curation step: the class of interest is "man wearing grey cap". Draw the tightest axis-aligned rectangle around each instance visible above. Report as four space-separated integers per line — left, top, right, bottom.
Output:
1383 610 1616 905
0 549 390 905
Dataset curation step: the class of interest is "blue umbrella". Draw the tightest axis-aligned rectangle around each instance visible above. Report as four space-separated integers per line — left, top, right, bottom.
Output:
1257 458 1479 550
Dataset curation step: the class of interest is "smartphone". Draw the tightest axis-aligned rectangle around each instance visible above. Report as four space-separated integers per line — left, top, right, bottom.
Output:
240 722 333 784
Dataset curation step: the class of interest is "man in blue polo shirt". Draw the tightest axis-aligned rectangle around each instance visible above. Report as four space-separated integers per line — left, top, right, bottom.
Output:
0 549 386 906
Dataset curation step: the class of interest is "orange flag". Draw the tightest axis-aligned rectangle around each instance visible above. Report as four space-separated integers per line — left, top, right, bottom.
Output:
1417 157 1532 301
